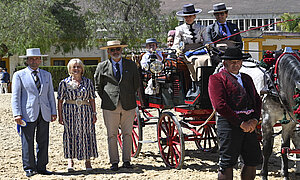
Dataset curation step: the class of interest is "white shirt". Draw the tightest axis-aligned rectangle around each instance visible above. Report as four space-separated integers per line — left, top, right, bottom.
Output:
231 72 244 87
140 50 163 69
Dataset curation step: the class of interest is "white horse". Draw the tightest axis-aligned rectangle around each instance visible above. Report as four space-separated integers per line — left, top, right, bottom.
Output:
240 50 300 180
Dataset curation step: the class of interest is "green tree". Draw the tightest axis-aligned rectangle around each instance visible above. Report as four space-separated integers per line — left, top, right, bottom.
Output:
0 0 88 57
86 0 178 50
279 13 300 32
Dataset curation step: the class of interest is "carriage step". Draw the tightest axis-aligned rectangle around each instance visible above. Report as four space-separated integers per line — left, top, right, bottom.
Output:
138 140 157 143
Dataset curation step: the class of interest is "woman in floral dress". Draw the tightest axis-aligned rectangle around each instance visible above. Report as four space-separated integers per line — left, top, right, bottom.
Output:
57 58 98 172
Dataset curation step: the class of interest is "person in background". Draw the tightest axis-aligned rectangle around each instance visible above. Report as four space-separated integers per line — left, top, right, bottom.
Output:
94 40 140 171
11 48 57 177
0 67 4 93
208 47 262 180
1 68 10 93
140 38 163 69
57 58 98 172
167 30 176 48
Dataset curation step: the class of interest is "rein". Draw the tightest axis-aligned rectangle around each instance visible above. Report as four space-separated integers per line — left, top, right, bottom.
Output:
193 19 298 52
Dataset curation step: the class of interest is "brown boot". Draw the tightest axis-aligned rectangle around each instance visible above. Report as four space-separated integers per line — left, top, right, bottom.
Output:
241 165 257 180
218 167 233 180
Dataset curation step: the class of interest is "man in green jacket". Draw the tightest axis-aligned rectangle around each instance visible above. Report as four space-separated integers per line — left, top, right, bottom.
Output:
94 40 140 171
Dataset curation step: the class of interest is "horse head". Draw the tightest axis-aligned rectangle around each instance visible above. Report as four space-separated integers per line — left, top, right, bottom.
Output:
276 48 300 112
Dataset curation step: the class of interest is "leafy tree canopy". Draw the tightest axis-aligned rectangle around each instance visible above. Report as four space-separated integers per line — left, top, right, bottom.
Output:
279 13 300 32
0 0 88 57
86 0 178 51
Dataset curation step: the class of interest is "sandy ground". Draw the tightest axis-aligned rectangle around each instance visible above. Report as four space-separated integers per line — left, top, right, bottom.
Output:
0 93 299 179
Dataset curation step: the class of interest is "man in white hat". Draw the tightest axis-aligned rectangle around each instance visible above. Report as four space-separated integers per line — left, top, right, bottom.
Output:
207 3 243 50
11 48 57 177
94 40 140 171
172 4 211 98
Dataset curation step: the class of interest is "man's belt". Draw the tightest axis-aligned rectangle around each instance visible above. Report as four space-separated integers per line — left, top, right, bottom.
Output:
65 99 90 106
234 109 254 115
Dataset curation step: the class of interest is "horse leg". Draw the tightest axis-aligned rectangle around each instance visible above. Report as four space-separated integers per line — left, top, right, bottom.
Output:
292 124 300 176
281 123 296 179
260 118 274 180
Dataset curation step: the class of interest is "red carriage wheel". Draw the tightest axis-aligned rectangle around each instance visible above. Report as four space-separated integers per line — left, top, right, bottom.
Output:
117 107 143 157
157 112 185 169
194 124 218 152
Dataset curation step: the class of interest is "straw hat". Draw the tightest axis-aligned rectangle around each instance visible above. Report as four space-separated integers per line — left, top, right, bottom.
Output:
100 40 128 50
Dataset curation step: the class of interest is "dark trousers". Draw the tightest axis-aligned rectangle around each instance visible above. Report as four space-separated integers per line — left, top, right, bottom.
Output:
21 112 49 172
217 116 262 170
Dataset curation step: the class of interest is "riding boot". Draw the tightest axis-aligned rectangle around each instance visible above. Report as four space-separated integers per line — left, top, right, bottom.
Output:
241 165 257 180
218 167 233 180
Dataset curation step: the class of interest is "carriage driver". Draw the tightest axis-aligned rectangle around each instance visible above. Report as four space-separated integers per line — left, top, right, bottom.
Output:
208 47 262 180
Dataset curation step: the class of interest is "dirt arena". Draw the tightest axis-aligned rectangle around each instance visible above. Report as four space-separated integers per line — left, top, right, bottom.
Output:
0 93 298 179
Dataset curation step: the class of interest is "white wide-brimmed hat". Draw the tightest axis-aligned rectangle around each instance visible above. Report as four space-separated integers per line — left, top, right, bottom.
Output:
176 4 202 17
100 40 128 50
19 48 48 58
208 3 232 14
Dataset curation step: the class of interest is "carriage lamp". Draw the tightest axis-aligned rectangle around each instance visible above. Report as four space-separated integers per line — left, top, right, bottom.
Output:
150 60 163 74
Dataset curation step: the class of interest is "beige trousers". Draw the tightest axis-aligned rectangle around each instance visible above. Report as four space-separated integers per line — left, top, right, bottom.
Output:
0 83 8 94
184 54 211 81
102 102 135 164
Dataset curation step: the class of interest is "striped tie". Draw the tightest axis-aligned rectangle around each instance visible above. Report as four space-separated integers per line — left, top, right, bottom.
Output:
32 70 41 91
221 24 227 37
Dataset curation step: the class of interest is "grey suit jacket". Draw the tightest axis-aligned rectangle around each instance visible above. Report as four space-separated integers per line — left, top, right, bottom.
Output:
11 67 57 122
206 21 243 49
94 58 140 111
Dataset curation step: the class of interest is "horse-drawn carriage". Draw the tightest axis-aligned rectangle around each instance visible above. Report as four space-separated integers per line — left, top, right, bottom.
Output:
117 48 218 169
118 46 300 177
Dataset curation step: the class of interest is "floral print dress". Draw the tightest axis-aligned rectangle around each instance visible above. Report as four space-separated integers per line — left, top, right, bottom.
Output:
57 76 98 160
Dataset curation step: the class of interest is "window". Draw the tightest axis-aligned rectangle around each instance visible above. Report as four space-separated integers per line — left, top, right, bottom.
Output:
258 19 262 27
245 19 250 30
83 60 98 65
251 19 256 27
239 19 244 31
53 60 66 66
264 19 269 30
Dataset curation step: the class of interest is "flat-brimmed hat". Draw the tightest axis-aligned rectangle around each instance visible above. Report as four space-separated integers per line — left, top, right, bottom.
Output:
176 4 202 17
221 47 251 60
100 40 128 50
146 38 160 44
208 3 232 14
19 48 48 58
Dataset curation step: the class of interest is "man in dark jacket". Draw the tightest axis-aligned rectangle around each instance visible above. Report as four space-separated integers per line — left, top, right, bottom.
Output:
207 3 243 50
94 40 140 171
208 47 262 180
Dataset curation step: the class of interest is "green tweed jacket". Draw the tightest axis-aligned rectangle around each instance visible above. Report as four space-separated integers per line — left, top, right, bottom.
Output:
94 58 140 111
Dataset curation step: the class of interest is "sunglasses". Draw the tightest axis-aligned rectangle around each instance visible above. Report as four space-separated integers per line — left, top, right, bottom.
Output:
109 47 121 52
214 12 226 16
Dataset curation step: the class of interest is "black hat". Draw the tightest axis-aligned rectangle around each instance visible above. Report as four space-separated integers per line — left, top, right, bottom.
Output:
176 4 202 16
221 47 251 60
208 3 232 14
